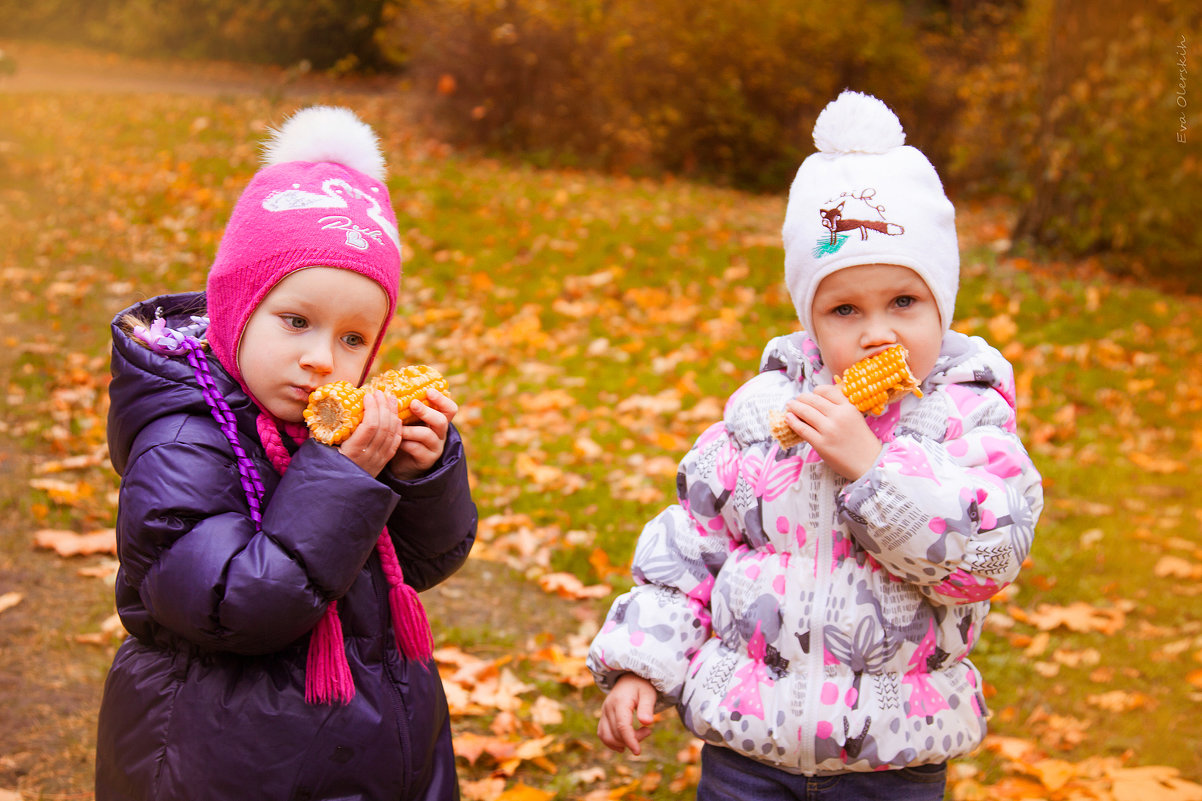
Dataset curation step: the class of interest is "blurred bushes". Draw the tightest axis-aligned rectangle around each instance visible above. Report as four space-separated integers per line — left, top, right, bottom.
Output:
954 0 1202 289
4 0 1199 284
0 0 390 70
395 0 951 190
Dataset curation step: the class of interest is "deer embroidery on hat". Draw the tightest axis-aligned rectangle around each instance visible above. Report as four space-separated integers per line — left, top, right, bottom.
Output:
813 188 904 258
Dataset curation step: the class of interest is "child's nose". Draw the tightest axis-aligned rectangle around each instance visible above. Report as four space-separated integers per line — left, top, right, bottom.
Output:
300 342 334 374
860 320 897 349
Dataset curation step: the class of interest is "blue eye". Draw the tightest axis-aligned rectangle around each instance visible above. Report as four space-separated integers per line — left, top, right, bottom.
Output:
282 315 307 330
895 296 915 309
834 304 855 316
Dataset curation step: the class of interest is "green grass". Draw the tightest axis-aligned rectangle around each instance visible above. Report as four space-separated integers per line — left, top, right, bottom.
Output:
2 72 1201 798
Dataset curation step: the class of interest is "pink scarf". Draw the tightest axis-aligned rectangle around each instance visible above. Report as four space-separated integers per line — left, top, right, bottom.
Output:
256 414 433 704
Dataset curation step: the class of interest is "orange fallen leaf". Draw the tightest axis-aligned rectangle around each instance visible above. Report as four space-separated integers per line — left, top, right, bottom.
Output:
1026 758 1077 792
1028 601 1125 635
29 478 94 505
34 528 117 557
461 777 506 801
1128 451 1187 474
1187 669 1202 690
496 783 554 801
1087 690 1152 713
1109 765 1202 801
453 732 516 766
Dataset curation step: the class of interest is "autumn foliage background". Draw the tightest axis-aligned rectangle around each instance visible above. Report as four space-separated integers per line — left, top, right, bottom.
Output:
2 1 1202 799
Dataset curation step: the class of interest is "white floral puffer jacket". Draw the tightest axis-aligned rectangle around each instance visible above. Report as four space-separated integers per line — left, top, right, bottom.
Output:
588 331 1043 775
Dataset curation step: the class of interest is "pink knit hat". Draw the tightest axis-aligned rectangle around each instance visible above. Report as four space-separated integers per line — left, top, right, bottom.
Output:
206 106 402 400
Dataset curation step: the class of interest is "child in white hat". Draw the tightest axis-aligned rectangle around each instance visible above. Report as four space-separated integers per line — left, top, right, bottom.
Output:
588 91 1043 799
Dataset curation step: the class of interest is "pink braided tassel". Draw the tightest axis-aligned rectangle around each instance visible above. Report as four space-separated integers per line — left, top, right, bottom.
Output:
305 601 355 704
258 413 359 704
375 531 434 665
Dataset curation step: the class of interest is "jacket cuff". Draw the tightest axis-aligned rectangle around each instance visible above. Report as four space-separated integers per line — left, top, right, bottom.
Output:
381 425 476 560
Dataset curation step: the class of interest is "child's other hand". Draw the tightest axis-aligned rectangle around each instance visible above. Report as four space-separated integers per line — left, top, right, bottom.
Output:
598 673 658 755
387 387 458 481
339 390 404 477
783 385 881 480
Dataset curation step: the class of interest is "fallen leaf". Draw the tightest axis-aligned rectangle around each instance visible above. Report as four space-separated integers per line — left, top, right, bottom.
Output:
496 783 554 801
74 612 127 645
453 732 516 766
1026 758 1077 791
1109 766 1202 801
461 777 506 801
34 528 117 557
29 477 95 505
0 592 23 615
1087 690 1152 713
1154 555 1202 580
1128 451 1187 474
537 572 612 600
529 695 564 727
1028 601 1126 635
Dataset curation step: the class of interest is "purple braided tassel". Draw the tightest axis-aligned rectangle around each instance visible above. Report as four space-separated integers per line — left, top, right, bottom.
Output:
130 318 267 527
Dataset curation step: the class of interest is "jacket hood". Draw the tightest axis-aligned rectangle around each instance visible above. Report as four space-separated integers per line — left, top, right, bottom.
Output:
107 292 259 475
759 329 1017 412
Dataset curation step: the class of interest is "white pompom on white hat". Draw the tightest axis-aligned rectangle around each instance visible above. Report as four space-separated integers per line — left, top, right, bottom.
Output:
782 90 959 334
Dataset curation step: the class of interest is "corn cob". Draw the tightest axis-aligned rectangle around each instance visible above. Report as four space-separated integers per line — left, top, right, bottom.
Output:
837 344 922 416
769 345 922 448
304 365 451 445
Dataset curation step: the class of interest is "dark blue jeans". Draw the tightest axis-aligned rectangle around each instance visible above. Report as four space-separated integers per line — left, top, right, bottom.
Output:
697 744 947 801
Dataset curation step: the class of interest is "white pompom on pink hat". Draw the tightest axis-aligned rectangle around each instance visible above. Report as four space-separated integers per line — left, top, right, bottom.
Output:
205 106 402 396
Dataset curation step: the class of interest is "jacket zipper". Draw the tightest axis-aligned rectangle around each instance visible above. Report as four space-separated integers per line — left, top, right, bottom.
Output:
374 555 412 798
799 473 834 773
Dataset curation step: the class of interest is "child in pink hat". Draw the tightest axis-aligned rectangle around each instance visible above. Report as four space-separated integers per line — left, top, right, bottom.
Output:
96 106 477 801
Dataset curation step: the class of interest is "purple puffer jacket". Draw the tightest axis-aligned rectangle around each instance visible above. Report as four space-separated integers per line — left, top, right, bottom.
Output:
96 293 477 801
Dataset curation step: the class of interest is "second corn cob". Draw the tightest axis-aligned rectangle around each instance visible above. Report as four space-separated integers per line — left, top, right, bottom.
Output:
304 365 451 445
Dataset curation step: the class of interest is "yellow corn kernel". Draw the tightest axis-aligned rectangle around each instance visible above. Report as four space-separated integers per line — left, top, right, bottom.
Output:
304 366 451 445
836 344 923 416
304 381 367 445
366 365 450 423
768 410 803 449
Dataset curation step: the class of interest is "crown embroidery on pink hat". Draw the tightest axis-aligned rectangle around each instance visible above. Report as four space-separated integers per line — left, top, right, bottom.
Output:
263 177 400 251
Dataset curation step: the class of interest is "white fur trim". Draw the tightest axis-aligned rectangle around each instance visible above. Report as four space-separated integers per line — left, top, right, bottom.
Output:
812 90 905 155
262 106 386 181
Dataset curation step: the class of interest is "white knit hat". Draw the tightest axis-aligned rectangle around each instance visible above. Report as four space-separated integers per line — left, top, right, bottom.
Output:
782 91 959 333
